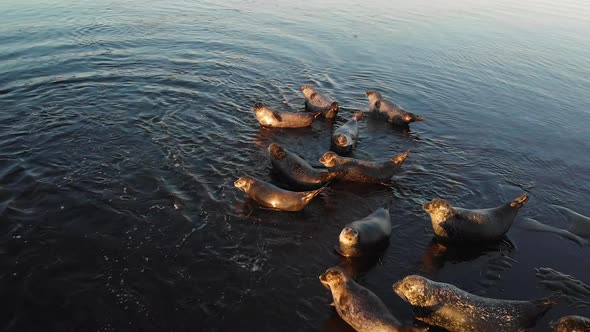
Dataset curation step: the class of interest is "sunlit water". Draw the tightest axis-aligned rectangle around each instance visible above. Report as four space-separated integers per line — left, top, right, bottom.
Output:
1 0 590 330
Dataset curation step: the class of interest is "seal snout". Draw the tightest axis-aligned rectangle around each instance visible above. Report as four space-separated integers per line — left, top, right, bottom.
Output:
253 102 264 110
335 134 349 147
340 227 359 245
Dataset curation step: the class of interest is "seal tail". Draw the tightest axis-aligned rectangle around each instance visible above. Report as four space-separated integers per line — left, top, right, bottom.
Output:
510 193 529 208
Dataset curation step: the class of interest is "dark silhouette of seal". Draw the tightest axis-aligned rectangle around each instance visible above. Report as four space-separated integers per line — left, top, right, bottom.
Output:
331 112 363 155
253 102 321 128
336 207 392 257
320 266 428 332
234 176 324 212
393 275 555 332
319 151 409 183
366 90 423 126
268 143 339 189
300 85 339 119
551 315 590 332
550 205 590 239
422 193 529 242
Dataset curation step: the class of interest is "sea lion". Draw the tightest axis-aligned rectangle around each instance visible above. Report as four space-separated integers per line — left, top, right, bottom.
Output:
336 207 392 257
320 151 408 183
551 315 590 332
393 275 555 332
320 266 428 332
331 112 363 155
422 193 529 242
300 85 339 119
234 176 324 212
366 90 423 126
268 143 339 188
253 102 321 128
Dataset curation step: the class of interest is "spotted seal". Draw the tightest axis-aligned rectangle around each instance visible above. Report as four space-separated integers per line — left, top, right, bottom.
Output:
336 207 392 257
331 112 363 155
393 275 555 332
300 85 339 119
319 150 408 183
422 193 529 242
366 90 423 126
551 315 590 332
234 176 324 212
268 143 339 188
320 266 428 332
253 102 321 128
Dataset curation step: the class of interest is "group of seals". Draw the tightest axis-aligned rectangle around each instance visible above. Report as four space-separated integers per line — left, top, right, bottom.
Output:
235 84 587 331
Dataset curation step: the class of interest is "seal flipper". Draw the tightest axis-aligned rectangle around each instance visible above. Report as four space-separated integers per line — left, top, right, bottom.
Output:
271 111 283 122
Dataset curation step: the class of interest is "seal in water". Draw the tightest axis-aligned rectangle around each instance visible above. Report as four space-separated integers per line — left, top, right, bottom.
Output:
422 193 529 242
550 205 590 239
253 102 321 128
268 143 339 188
366 90 424 126
551 315 590 332
331 112 363 155
320 266 428 332
300 85 339 119
234 176 325 212
319 150 409 183
393 275 555 332
518 217 588 246
337 208 392 257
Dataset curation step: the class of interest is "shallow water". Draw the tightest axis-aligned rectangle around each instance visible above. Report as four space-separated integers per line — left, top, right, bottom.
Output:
1 0 590 330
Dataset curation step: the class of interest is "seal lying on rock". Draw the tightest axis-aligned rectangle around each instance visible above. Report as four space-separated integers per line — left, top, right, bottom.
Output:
320 266 428 332
422 193 529 242
393 275 555 332
300 85 339 119
336 208 392 257
319 151 408 183
268 143 339 188
366 90 423 126
253 102 321 128
331 112 363 155
551 315 590 332
234 176 325 212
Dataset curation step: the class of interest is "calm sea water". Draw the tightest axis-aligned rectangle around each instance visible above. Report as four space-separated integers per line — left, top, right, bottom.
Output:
1 0 590 330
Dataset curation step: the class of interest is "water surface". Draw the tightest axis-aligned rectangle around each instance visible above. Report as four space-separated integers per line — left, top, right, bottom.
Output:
1 0 590 330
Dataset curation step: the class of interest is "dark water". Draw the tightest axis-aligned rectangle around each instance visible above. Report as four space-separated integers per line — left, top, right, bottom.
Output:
1 0 590 330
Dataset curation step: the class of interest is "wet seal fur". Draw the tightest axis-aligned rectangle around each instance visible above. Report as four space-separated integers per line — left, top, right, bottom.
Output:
320 150 409 183
320 266 428 332
366 90 423 126
268 143 339 189
234 176 325 212
423 193 529 242
300 85 339 119
337 207 392 257
393 275 555 332
331 112 363 155
551 315 590 332
253 102 321 128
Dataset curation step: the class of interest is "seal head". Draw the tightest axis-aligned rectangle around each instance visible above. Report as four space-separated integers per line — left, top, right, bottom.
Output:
268 143 287 160
338 227 360 256
234 176 254 192
423 199 455 225
319 151 339 167
319 266 348 290
393 275 434 307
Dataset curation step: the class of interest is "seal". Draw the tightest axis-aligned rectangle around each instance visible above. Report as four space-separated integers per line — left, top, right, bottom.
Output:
300 85 339 119
366 90 424 126
550 205 590 238
422 193 529 242
320 266 428 332
393 275 555 332
234 176 325 212
518 217 588 246
320 150 409 183
268 143 339 188
336 207 392 257
331 112 363 155
551 315 590 332
253 102 321 128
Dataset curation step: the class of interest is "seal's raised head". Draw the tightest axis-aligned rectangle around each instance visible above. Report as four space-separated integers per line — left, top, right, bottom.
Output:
325 101 339 118
335 134 350 147
234 176 254 192
391 151 410 165
338 227 359 256
268 143 287 160
403 112 424 123
366 90 383 103
423 199 455 224
253 102 265 112
319 266 349 290
319 151 339 167
393 275 434 307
